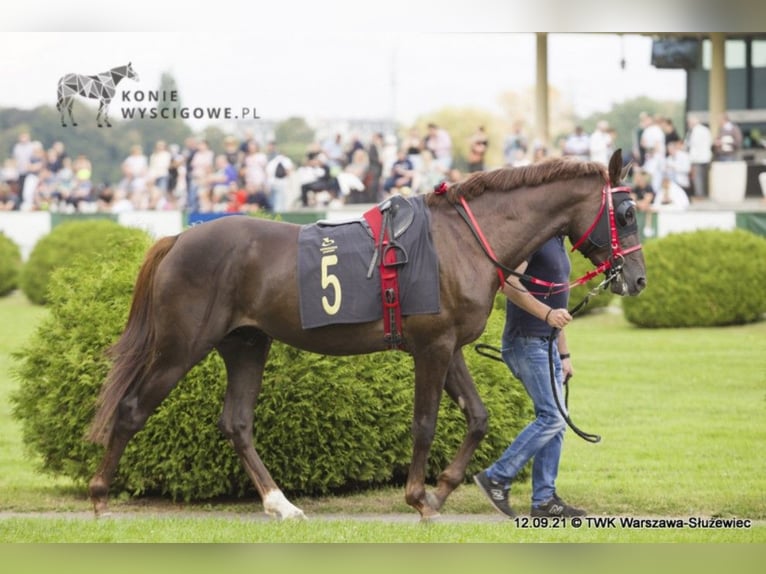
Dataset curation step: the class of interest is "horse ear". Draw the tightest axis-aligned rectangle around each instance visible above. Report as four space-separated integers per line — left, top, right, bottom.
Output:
608 149 623 184
620 160 633 183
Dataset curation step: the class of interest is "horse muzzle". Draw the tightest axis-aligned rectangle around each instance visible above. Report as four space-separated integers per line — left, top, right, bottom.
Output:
610 270 646 296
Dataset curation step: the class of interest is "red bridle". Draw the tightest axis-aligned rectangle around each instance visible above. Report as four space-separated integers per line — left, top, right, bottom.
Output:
440 179 643 294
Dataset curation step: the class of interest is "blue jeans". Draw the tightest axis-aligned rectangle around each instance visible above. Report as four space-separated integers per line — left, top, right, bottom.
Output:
486 336 567 506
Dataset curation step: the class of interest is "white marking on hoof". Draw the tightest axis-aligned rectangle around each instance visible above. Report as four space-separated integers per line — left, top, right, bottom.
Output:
263 489 306 520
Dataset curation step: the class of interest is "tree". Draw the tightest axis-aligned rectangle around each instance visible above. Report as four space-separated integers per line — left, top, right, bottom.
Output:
497 86 577 157
274 117 315 165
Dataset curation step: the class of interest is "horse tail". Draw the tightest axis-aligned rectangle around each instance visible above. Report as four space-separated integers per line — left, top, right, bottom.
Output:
87 234 179 445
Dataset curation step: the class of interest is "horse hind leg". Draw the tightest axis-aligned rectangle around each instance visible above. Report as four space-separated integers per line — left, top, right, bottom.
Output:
405 346 454 521
216 328 304 520
67 100 77 127
57 97 66 127
430 349 488 511
88 349 196 516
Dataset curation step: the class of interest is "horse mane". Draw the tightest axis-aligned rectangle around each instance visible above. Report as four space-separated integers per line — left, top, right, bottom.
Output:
426 157 608 206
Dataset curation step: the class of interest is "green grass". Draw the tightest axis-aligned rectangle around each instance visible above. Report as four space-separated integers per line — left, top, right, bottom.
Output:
1 291 765 542
1 515 763 543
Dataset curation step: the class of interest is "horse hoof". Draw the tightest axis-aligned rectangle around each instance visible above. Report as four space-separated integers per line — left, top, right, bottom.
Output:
419 510 442 523
263 490 306 520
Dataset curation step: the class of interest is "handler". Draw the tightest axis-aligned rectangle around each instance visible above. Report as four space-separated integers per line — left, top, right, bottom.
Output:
474 235 587 518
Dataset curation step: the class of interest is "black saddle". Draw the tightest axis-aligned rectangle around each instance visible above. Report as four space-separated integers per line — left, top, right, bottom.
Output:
317 195 415 239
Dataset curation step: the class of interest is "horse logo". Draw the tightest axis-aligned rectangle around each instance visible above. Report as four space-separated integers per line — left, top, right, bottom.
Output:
56 62 139 128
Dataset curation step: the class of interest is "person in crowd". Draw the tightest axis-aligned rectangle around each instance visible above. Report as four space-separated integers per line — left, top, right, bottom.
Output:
630 168 657 237
665 140 692 199
712 113 743 161
588 120 612 166
467 126 489 173
503 120 528 167
382 148 414 197
652 173 690 212
562 126 590 161
266 145 295 212
425 123 453 172
640 114 667 195
364 132 384 203
685 114 713 200
659 116 681 151
121 144 149 209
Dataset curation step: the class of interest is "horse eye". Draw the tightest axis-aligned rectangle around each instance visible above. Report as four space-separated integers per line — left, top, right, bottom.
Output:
617 201 636 226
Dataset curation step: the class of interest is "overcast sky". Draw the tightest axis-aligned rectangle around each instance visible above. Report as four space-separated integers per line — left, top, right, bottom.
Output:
0 32 686 128
1 0 761 131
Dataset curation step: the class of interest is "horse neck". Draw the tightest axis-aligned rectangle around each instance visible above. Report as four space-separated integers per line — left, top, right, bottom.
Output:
464 178 598 271
110 66 128 84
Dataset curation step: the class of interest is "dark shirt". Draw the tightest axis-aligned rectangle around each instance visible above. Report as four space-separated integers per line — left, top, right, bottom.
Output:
503 236 570 342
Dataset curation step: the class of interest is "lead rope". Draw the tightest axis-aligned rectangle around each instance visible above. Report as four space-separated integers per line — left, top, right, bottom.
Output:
474 274 617 443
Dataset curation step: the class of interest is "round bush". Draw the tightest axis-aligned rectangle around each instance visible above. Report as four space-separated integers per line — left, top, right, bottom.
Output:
623 229 766 328
0 231 22 296
19 219 147 305
12 231 532 501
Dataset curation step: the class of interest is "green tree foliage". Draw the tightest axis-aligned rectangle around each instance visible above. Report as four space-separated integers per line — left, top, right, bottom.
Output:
274 116 316 165
19 219 149 305
12 229 532 501
0 232 22 296
623 229 766 327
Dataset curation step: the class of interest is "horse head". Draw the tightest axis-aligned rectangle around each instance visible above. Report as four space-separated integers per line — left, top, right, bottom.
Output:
569 149 647 296
126 62 140 82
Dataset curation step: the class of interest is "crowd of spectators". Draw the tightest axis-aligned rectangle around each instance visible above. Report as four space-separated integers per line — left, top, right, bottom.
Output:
1 123 461 214
1 112 752 217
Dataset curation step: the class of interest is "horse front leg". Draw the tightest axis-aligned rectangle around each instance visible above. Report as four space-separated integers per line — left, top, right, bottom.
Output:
430 348 488 511
102 100 112 127
216 331 304 520
405 347 451 520
96 100 109 128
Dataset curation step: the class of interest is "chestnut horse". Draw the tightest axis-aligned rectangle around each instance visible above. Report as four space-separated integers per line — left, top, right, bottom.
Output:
87 150 646 520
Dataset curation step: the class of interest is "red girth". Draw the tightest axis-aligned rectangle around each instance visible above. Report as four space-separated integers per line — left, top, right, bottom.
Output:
363 204 405 349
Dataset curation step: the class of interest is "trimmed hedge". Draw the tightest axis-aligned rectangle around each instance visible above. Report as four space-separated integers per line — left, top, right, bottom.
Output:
19 219 148 305
0 232 21 296
623 229 766 328
12 228 532 501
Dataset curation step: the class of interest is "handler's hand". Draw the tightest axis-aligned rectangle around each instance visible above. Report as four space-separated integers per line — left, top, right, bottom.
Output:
561 357 574 380
545 308 572 329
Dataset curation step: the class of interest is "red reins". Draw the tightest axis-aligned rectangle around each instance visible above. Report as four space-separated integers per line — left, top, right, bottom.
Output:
443 180 643 294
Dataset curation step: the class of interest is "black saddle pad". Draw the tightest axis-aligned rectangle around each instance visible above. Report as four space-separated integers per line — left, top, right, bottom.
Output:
298 195 440 329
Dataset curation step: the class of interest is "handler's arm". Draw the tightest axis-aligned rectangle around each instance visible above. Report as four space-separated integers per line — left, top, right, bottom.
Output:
501 262 572 330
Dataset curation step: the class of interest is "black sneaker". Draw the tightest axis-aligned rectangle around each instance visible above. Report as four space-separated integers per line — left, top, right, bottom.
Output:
473 471 517 518
531 493 587 517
